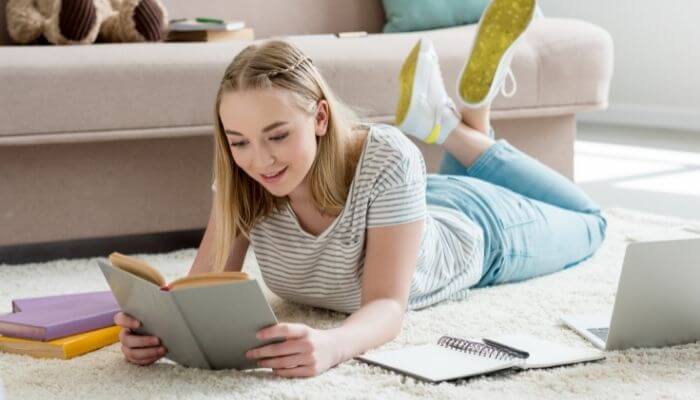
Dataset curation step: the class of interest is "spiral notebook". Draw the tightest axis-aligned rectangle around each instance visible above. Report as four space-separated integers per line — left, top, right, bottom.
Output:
355 334 605 383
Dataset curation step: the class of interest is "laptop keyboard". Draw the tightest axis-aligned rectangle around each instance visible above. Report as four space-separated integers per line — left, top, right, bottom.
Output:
588 327 609 342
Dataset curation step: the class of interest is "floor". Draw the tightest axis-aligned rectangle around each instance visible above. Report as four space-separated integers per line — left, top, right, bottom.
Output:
4 209 698 399
575 122 700 220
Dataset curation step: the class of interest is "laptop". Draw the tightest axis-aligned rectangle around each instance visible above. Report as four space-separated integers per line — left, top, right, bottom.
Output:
561 238 700 350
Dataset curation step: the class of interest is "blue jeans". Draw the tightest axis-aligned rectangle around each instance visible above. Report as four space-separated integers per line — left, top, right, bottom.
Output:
425 139 607 288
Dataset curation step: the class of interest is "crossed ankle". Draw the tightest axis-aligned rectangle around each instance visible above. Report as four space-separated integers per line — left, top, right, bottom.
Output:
454 121 495 141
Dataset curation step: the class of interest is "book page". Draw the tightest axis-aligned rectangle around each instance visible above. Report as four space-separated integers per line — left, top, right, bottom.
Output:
487 334 605 369
108 252 165 287
356 343 517 383
108 253 249 291
168 272 249 291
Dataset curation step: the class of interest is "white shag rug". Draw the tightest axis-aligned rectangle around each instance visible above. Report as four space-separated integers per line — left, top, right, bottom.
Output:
1 208 699 400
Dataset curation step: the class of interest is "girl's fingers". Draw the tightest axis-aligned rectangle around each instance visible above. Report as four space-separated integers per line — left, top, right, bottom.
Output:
259 323 308 341
114 315 167 366
114 312 140 329
118 328 161 349
128 354 160 366
257 353 310 369
122 344 167 362
248 338 312 359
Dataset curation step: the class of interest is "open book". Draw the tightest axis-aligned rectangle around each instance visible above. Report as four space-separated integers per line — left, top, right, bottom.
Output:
355 334 605 383
98 252 281 370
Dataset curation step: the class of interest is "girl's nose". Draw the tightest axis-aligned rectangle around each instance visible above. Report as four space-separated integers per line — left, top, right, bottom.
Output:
251 146 276 170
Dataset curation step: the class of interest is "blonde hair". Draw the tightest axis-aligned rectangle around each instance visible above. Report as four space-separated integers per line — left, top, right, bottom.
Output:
211 40 364 272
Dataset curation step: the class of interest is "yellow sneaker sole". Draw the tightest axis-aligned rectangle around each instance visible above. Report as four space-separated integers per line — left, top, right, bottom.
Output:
396 40 421 126
458 0 536 104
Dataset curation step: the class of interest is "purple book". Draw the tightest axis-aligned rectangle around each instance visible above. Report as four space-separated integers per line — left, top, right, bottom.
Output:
11 291 117 313
0 291 121 341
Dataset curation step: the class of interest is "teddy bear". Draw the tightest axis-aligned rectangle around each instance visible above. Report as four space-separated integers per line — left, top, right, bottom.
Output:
6 0 169 45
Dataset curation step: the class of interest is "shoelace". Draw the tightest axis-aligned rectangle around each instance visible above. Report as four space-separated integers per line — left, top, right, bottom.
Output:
500 68 517 98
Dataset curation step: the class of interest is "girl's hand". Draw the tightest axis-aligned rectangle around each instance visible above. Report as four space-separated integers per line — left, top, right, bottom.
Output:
246 323 341 378
114 311 167 366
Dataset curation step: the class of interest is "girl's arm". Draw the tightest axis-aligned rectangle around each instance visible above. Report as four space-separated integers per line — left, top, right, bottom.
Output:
188 199 250 275
244 218 425 377
331 218 425 363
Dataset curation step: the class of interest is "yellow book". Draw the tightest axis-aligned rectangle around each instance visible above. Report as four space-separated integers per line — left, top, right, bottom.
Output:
0 325 120 359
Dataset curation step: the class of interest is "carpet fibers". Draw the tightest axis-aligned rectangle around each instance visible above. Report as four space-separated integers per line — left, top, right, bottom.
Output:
1 208 699 399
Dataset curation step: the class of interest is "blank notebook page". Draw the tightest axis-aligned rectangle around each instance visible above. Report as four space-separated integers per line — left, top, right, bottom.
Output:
357 343 516 382
489 334 605 369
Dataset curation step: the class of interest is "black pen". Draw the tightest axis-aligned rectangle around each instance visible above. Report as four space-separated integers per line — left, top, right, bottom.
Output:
482 338 530 359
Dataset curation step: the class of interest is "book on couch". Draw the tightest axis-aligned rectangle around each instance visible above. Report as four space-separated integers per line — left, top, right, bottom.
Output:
166 27 255 42
355 334 605 383
166 18 253 42
97 252 281 370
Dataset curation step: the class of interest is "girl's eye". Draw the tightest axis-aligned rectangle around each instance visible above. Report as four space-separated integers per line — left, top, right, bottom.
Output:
270 132 289 141
229 132 287 148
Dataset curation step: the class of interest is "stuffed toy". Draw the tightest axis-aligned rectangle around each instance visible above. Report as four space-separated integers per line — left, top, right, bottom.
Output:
6 0 169 44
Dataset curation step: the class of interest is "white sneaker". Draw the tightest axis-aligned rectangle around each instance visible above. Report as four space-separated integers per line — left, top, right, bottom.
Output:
395 38 460 145
457 0 540 108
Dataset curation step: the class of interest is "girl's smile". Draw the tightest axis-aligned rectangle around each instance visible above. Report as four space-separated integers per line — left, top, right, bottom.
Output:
260 165 288 183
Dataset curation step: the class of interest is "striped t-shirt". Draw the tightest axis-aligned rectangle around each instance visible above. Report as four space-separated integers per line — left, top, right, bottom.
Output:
217 123 484 313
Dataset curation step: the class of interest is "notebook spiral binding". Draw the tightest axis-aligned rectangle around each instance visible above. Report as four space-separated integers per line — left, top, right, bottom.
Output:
437 336 519 361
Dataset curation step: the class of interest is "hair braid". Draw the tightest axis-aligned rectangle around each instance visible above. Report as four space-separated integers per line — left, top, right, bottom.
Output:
266 56 313 78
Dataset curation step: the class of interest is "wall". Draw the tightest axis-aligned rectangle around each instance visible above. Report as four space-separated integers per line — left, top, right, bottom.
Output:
539 0 700 132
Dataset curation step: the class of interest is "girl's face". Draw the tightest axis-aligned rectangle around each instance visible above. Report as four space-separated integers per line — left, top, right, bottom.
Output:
219 88 328 198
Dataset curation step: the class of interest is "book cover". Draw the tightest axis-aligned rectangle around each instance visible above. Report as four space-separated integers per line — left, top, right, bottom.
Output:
12 291 117 313
0 295 120 341
0 325 121 359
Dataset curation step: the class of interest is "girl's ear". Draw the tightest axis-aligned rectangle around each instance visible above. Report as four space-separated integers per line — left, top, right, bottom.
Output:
314 99 330 137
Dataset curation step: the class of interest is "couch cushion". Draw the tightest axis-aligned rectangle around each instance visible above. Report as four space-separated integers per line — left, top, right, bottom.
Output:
0 18 612 144
382 0 488 32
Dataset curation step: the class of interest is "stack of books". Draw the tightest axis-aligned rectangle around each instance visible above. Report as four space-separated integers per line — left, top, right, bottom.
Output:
0 291 121 359
166 17 254 42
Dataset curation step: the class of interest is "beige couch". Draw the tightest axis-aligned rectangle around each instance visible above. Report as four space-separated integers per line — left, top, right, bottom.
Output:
0 0 613 260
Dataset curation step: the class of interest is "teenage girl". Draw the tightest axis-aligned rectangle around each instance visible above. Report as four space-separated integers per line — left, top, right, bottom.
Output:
114 0 606 378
